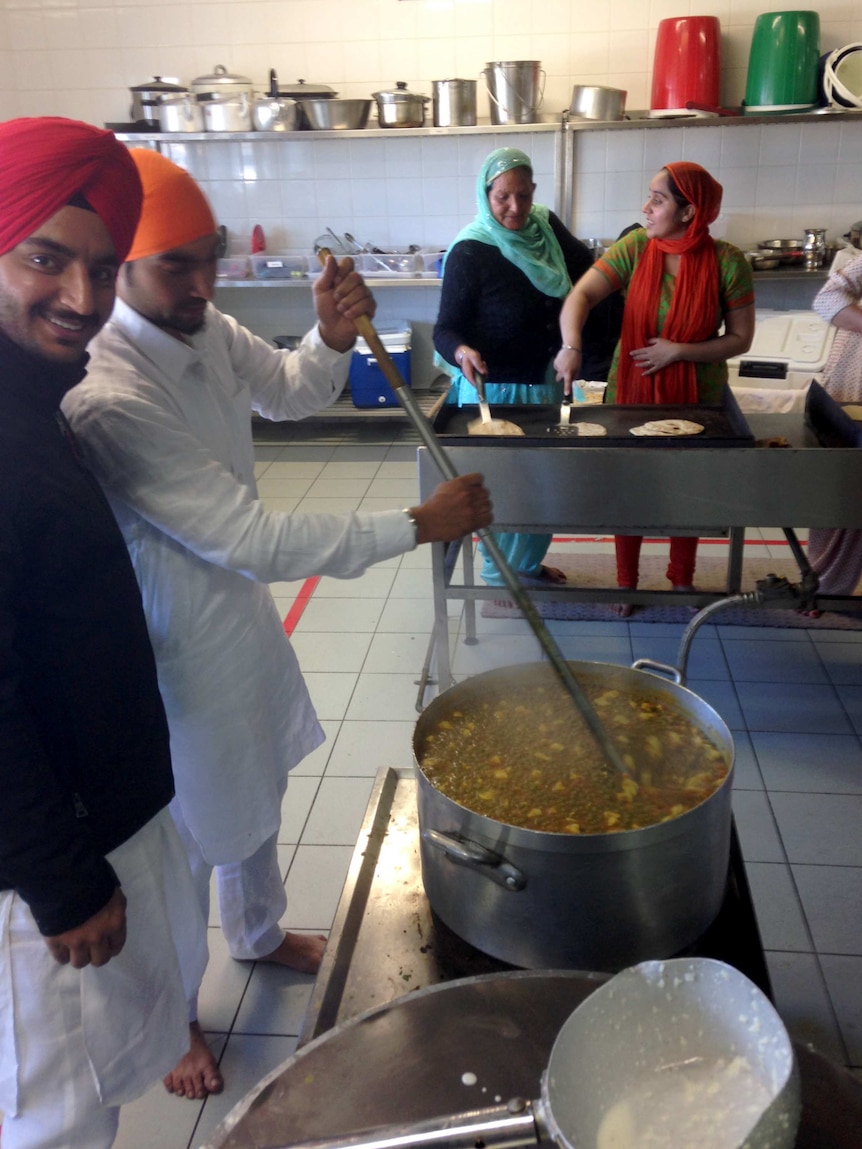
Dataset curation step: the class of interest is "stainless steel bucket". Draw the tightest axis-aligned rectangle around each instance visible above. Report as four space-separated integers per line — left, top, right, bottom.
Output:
483 60 545 124
432 78 477 126
414 660 735 971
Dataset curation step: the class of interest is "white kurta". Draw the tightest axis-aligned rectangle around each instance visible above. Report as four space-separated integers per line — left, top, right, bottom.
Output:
63 300 415 866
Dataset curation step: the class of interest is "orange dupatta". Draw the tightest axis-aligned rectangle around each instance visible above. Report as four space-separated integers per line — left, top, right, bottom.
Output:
615 162 723 404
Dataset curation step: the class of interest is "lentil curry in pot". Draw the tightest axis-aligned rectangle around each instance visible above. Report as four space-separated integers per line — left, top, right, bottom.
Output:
416 674 730 835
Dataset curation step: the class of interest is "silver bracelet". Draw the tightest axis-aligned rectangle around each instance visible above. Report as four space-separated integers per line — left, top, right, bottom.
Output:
561 344 581 352
455 349 464 364
402 507 419 547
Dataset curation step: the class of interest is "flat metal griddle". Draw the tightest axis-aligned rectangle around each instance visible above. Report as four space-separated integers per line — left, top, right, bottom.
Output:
432 384 755 448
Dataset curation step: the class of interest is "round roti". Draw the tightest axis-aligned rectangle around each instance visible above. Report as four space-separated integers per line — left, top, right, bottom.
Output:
630 418 705 437
571 421 607 437
467 417 525 437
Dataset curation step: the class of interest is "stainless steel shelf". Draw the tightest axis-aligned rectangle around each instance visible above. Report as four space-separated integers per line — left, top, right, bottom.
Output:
215 276 441 289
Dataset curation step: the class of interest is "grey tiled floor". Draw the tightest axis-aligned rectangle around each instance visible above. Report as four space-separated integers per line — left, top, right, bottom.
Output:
115 420 862 1148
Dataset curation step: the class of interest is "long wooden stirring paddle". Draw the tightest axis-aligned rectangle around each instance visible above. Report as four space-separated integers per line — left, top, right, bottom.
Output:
318 248 629 778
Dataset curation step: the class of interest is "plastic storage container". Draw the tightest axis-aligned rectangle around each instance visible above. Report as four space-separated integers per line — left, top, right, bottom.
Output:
250 254 308 279
349 324 412 408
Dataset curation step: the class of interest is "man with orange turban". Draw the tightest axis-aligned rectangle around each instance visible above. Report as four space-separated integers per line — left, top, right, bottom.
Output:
63 150 492 1100
0 119 205 1148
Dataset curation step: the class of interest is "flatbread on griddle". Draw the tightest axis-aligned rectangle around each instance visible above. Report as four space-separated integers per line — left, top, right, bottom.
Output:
467 417 525 437
630 419 705 437
571 421 607 436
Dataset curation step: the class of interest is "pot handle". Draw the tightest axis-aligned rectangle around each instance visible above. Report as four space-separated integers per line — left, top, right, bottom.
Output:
630 658 683 684
266 1099 541 1149
422 829 527 891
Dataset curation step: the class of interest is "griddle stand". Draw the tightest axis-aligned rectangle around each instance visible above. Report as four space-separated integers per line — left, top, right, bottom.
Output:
416 404 862 705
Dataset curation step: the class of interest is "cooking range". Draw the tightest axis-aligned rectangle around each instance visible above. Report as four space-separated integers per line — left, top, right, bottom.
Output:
204 772 862 1149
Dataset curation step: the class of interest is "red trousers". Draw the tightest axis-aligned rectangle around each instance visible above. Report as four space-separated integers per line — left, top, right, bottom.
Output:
615 535 699 589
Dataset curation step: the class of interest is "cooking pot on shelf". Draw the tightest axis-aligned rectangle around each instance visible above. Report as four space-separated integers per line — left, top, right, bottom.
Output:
202 92 252 132
569 83 627 121
158 93 204 133
413 659 734 971
251 69 299 131
432 78 477 126
273 77 339 129
190 63 254 103
299 98 371 131
372 81 430 128
129 76 188 126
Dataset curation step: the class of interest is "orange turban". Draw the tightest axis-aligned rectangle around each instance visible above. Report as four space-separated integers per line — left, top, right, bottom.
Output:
125 149 216 262
0 117 142 261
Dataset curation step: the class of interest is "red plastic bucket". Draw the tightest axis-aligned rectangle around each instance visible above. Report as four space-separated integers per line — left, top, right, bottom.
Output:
650 16 722 113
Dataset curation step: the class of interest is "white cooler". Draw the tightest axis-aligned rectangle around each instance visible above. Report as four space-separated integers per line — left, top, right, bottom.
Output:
727 310 836 413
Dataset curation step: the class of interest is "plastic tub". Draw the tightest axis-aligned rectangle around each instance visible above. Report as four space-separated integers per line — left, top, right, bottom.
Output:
250 254 308 279
216 256 249 279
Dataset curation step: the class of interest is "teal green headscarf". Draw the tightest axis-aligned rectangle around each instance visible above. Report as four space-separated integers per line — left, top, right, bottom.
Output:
442 147 572 299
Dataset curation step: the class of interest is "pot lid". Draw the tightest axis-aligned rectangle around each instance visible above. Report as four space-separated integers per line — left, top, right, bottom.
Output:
129 76 188 94
191 63 254 88
278 77 338 98
372 81 429 102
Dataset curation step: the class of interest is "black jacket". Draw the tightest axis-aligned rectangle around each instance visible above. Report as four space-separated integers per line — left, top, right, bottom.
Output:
433 212 623 384
0 330 174 936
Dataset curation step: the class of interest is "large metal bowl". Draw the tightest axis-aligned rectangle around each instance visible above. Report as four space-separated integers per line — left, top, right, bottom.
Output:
759 238 805 264
299 98 371 130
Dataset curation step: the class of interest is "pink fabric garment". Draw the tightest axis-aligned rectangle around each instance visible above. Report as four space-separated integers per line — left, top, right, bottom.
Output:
807 253 862 596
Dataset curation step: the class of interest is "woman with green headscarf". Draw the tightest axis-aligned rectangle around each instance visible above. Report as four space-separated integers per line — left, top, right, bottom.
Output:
433 147 618 586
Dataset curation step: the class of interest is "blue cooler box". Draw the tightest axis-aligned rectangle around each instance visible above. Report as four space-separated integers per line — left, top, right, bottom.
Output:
349 324 411 408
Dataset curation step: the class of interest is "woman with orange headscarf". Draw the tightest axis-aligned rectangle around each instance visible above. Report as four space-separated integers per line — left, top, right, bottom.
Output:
555 162 754 614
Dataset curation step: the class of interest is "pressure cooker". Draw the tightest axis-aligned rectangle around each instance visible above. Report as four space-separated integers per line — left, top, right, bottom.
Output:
129 76 188 126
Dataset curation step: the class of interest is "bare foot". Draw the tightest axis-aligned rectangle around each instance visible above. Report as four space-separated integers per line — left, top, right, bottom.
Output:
163 1021 223 1100
259 931 327 975
539 564 567 584
611 602 634 618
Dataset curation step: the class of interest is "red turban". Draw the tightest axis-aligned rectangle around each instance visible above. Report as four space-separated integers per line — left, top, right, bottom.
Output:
125 149 216 262
0 117 143 262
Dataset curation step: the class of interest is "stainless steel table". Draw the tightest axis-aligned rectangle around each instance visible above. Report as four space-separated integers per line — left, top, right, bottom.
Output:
418 407 862 699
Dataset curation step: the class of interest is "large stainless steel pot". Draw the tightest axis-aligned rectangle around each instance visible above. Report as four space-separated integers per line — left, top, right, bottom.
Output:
158 93 204 133
569 83 627 121
190 63 254 103
414 660 734 972
372 81 430 127
203 92 252 132
129 76 188 126
252 95 298 131
432 78 477 126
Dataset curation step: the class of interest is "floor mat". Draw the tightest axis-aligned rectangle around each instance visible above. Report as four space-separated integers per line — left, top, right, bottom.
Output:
481 553 862 628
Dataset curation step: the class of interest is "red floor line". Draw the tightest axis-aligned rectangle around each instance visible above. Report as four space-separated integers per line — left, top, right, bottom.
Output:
283 576 321 636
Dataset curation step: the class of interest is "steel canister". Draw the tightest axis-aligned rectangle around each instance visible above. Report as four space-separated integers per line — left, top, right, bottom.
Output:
432 78 477 126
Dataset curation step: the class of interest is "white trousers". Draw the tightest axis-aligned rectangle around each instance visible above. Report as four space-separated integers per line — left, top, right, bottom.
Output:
169 798 286 1018
0 810 205 1149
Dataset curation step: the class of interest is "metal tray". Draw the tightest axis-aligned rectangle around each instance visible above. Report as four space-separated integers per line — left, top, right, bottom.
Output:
431 383 755 448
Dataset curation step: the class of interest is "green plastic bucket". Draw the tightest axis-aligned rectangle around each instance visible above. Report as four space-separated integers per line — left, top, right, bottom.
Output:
744 10 820 113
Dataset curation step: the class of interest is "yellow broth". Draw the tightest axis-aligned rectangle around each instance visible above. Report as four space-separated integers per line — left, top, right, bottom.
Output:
417 680 730 835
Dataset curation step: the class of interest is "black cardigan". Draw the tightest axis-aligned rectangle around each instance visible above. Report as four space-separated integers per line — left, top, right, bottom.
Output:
433 212 622 384
0 331 174 936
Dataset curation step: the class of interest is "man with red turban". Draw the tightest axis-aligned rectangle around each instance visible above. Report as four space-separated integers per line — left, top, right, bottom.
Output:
0 118 205 1148
63 149 492 1101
